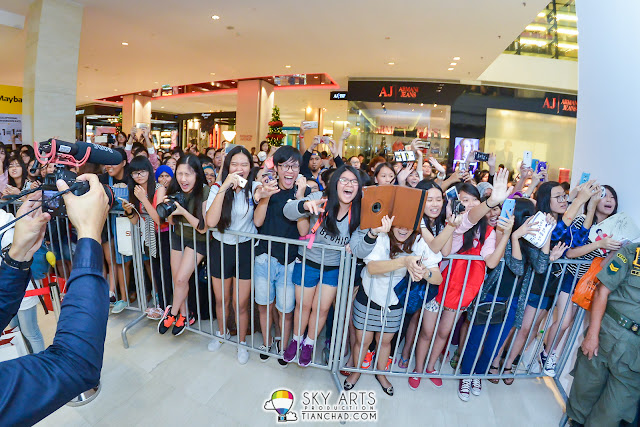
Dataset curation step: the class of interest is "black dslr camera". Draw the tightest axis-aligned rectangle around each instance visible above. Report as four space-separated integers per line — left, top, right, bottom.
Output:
156 192 187 220
41 166 114 216
451 199 466 216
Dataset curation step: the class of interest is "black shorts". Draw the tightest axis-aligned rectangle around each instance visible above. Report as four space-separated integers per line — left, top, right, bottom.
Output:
170 230 208 256
209 238 252 280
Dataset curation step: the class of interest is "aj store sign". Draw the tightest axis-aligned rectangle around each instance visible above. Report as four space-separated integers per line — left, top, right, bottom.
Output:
542 96 577 114
0 85 22 145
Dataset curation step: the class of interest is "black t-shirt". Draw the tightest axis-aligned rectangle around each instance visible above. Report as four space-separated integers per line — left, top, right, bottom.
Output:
99 173 128 211
256 186 310 265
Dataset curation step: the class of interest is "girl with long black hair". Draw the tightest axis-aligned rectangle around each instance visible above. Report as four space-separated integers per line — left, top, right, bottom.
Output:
281 165 384 367
2 153 27 198
157 154 209 336
205 146 257 364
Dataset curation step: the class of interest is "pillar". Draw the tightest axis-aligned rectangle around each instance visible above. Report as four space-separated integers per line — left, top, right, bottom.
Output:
22 0 83 145
122 94 152 135
235 80 274 148
572 0 640 214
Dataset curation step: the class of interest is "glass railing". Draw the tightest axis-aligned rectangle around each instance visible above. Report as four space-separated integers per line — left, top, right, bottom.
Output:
504 0 577 61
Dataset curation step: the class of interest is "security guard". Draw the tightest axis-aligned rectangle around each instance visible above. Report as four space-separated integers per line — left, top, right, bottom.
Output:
566 243 640 427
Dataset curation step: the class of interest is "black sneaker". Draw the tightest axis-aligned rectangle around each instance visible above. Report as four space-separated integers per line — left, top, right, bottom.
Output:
158 305 175 335
258 344 270 362
274 339 288 368
172 315 187 336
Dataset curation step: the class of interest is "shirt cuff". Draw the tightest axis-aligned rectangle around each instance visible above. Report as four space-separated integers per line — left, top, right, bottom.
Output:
297 200 306 214
364 233 377 244
71 238 104 271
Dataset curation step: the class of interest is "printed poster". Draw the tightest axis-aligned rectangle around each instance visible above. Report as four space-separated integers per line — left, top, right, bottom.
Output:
0 85 22 146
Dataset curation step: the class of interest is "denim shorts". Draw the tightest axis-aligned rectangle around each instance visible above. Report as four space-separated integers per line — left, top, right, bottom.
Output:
292 260 340 288
526 292 551 310
254 253 296 313
560 272 577 294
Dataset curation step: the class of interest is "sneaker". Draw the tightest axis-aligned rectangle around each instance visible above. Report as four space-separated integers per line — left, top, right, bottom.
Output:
361 350 375 369
273 340 288 368
298 343 314 367
158 306 175 335
471 379 482 396
109 292 116 305
543 351 558 377
539 350 548 368
426 369 443 388
283 339 300 363
112 300 128 314
408 373 421 390
458 379 472 402
207 330 230 352
258 344 270 362
146 307 163 320
172 315 187 336
384 357 393 371
237 342 249 365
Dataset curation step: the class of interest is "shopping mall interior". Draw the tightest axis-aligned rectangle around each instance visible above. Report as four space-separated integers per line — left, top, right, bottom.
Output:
0 0 638 426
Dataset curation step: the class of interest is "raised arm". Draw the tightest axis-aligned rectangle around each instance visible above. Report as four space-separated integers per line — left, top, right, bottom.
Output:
467 168 512 225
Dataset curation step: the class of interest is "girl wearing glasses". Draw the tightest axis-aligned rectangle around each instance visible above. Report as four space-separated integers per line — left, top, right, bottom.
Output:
281 165 383 367
123 156 165 316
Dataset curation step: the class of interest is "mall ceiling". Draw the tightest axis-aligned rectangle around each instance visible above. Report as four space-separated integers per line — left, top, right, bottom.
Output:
0 0 549 125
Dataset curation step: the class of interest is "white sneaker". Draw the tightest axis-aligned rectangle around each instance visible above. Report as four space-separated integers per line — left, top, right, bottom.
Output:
238 342 249 365
543 351 558 377
458 379 471 402
207 330 230 352
471 379 482 396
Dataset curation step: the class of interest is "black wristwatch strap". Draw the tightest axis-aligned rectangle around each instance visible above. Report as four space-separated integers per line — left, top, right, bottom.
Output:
2 252 33 270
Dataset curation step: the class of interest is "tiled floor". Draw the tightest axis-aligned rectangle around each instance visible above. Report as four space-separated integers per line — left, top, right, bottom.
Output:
33 308 567 426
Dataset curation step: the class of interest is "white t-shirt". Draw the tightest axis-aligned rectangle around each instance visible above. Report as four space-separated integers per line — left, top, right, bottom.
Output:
205 181 259 244
361 233 442 309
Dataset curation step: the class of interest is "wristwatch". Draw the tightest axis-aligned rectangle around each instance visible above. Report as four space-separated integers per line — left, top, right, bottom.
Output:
437 171 446 180
2 252 33 270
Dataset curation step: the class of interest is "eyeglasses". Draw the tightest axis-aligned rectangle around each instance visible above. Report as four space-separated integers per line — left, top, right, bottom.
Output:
338 177 358 186
278 163 300 172
131 170 149 177
552 194 569 202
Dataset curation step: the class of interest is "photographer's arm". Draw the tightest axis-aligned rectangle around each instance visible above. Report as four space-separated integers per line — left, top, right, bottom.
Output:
0 175 111 426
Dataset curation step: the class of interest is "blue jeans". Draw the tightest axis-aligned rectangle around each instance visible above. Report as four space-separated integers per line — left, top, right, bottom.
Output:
254 253 296 313
8 306 45 354
460 295 517 375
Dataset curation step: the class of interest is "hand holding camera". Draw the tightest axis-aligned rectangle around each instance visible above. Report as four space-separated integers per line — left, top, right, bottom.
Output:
221 172 244 192
404 256 427 282
162 196 187 218
496 212 515 234
57 174 109 242
340 129 351 141
8 192 50 262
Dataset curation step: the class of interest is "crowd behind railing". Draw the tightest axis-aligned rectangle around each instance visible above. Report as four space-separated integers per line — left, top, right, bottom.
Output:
0 124 630 411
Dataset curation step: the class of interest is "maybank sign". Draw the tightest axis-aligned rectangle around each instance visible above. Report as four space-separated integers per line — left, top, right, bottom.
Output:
0 85 22 115
0 85 23 145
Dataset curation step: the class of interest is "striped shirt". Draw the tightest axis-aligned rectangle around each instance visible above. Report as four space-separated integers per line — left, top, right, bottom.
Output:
566 215 603 278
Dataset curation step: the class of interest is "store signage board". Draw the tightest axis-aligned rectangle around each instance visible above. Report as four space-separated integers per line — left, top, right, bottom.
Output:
542 96 577 115
330 91 348 100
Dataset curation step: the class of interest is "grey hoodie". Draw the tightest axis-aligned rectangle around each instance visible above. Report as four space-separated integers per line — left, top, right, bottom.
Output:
283 191 376 266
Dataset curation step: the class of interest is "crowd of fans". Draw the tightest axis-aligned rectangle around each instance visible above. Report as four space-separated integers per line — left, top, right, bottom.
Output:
0 125 620 403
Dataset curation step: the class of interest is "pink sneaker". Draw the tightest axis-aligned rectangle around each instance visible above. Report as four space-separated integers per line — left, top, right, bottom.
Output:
426 369 442 388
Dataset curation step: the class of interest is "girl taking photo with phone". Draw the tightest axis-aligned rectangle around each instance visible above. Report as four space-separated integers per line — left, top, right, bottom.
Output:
157 154 209 336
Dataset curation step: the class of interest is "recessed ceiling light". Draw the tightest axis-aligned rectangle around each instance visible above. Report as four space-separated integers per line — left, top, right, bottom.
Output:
210 72 216 75
154 81 158 84
85 95 88 98
121 42 128 46
285 65 291 68
411 109 414 111
450 62 457 66
314 76 318 78
453 56 460 60
433 104 437 107
420 103 424 106
211 15 220 20
161 106 165 108
114 89 118 91
387 62 395 65
337 116 340 118
447 68 454 71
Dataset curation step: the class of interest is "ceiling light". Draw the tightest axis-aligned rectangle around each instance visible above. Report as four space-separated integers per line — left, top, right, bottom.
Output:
337 116 340 118
537 12 546 17
314 76 318 78
121 42 128 46
161 106 165 108
285 65 291 68
556 13 577 21
447 68 454 71
387 62 395 65
453 56 460 60
222 130 236 141
433 104 437 107
211 15 220 20
411 109 414 111
420 103 424 106
306 107 312 113
114 89 118 91
210 72 216 75
556 27 579 36
450 62 457 66
526 24 548 32
558 42 579 50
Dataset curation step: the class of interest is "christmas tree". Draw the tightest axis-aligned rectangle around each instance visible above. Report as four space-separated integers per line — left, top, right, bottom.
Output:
267 105 285 147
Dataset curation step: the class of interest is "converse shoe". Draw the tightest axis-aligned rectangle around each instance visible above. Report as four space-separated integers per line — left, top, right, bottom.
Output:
458 379 472 402
258 344 270 362
207 330 230 352
237 342 249 365
157 305 175 335
283 339 300 363
109 292 117 305
543 351 558 377
273 339 288 368
298 343 314 367
408 373 421 390
426 369 442 388
471 379 482 396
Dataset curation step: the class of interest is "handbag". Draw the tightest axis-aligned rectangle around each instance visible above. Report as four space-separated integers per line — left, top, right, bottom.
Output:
473 300 507 325
115 217 146 256
394 274 427 315
571 257 604 311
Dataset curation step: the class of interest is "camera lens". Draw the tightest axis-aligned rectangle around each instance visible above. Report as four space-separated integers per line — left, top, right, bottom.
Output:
372 202 381 213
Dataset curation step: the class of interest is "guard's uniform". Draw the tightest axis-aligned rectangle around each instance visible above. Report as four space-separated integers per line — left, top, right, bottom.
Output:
567 244 640 427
